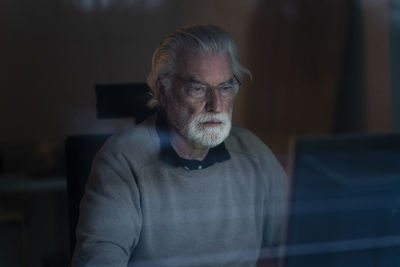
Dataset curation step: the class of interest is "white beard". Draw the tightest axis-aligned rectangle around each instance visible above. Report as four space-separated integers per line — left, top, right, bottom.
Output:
184 112 232 148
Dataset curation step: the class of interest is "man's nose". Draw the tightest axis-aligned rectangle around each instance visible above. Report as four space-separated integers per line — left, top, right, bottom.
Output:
205 88 223 113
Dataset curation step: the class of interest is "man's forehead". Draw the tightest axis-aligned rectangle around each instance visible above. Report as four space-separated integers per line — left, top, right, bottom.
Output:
176 50 233 85
186 76 234 85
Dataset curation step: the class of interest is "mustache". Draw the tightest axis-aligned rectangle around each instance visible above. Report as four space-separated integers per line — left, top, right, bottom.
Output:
193 112 230 124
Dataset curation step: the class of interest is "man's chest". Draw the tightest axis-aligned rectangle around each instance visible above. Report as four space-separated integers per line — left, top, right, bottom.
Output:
131 162 266 265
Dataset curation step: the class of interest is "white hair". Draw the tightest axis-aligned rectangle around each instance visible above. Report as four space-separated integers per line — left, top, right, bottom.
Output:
147 25 251 108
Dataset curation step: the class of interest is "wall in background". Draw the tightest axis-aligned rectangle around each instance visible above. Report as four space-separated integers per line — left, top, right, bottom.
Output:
390 0 400 131
361 0 392 132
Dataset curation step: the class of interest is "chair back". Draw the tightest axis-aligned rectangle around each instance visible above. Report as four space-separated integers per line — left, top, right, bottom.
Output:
65 134 111 255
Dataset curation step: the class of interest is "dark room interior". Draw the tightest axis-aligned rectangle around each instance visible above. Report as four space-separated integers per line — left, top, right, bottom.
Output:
1 0 399 266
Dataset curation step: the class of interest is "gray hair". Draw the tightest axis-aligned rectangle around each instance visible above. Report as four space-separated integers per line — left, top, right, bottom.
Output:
146 25 251 108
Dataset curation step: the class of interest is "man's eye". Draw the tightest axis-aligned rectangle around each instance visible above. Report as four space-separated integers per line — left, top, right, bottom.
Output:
188 86 206 96
220 85 232 91
190 87 203 91
219 85 234 95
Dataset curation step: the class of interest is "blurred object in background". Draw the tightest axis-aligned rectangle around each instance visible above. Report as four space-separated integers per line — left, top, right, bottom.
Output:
95 83 154 123
0 142 65 178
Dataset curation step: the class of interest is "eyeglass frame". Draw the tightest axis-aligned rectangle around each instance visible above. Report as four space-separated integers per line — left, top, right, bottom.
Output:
173 74 242 100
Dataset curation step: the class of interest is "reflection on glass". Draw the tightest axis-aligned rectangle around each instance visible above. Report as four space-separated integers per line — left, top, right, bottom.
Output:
66 0 164 11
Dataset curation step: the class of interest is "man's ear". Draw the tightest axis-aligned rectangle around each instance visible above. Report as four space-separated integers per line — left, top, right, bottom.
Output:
156 78 168 108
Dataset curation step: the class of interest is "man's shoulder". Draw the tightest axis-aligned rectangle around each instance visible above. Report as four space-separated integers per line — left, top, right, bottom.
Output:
98 115 159 162
226 126 272 158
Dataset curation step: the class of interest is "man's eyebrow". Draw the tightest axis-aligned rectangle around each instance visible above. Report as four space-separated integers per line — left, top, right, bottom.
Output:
219 78 234 85
187 77 208 85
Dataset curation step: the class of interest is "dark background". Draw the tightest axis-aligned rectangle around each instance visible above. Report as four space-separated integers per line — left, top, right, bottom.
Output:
0 0 398 266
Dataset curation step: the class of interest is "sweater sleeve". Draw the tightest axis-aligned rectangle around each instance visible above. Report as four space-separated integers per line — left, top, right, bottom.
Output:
72 149 142 267
262 148 289 249
256 149 288 267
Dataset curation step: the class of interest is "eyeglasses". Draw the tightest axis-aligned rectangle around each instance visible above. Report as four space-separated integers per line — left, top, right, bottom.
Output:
176 75 241 100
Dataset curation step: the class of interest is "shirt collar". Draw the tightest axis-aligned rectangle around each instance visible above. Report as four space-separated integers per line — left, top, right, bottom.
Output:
156 112 231 170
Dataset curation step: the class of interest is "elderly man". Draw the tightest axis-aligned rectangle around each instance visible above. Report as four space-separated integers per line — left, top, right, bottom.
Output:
73 25 287 267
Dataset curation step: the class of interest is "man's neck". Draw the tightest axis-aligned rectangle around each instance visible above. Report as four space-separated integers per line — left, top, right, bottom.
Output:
168 127 209 161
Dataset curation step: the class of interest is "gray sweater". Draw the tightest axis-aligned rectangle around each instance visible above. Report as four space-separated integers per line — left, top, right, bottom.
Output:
72 116 288 267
